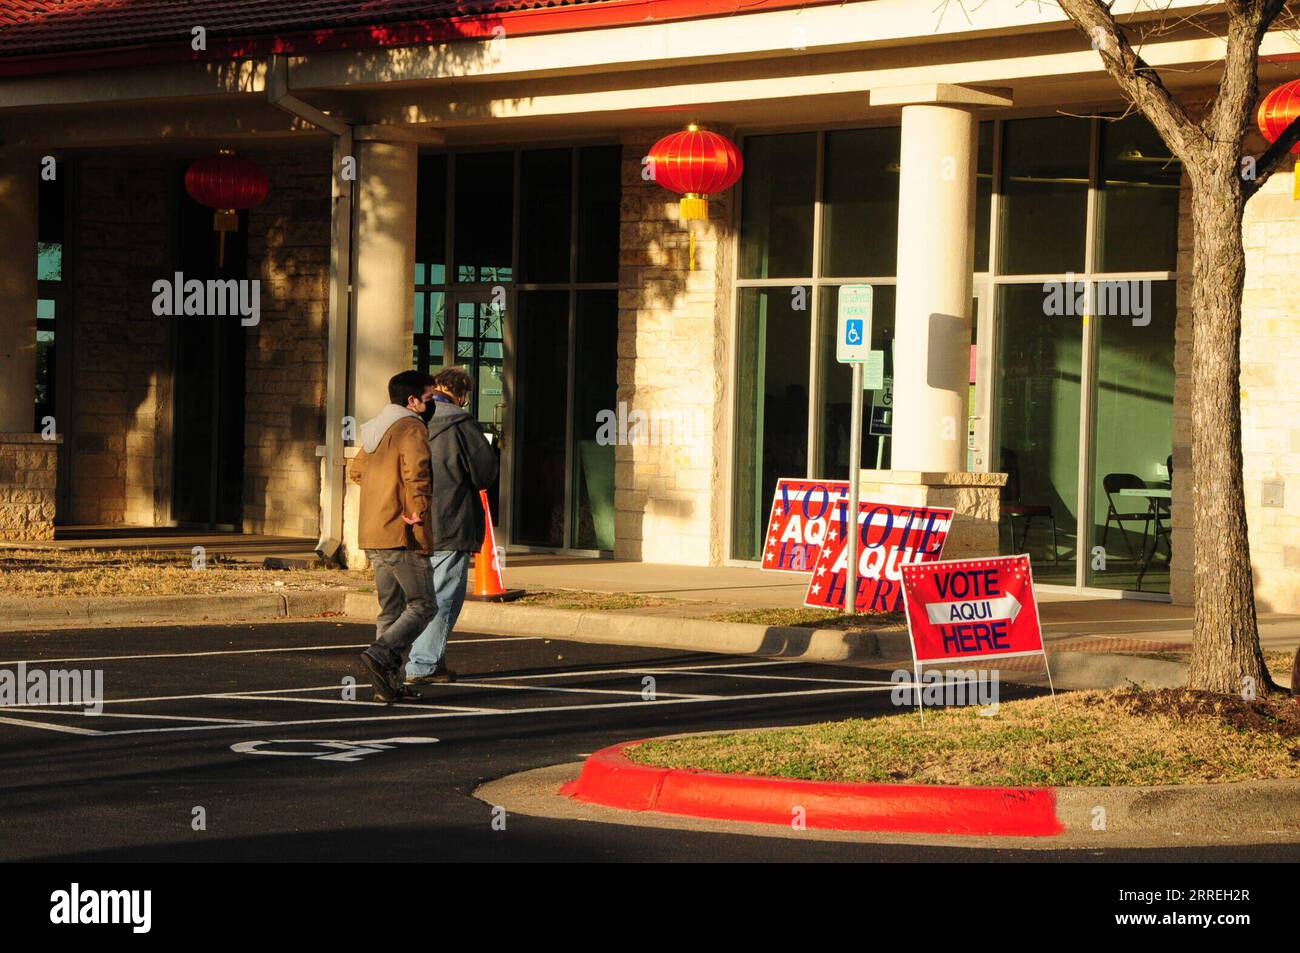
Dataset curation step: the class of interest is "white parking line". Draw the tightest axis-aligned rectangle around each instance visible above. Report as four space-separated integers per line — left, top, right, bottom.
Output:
66 682 901 737
654 669 894 687
472 659 807 682
450 681 719 700
0 714 105 736
218 694 492 713
4 709 274 726
0 655 893 736
0 636 538 667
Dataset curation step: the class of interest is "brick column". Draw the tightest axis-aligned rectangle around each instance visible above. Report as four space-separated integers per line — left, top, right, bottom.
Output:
0 153 38 435
614 129 734 565
0 435 59 540
350 140 418 424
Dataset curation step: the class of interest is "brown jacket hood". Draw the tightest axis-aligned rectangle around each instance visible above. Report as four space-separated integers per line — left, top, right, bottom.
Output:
349 407 435 554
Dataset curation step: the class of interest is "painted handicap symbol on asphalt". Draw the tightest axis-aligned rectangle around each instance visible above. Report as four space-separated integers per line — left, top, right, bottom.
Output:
231 737 439 763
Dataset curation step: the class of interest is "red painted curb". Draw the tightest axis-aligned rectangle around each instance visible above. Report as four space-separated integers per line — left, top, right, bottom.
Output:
561 741 1065 836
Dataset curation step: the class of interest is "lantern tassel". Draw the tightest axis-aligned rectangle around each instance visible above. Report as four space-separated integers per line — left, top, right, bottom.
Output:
1294 156 1300 201
689 228 696 272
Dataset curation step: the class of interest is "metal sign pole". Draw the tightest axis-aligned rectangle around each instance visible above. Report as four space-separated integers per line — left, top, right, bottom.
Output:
846 361 863 616
835 283 872 617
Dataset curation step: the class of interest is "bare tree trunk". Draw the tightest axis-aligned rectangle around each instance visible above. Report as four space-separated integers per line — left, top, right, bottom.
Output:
1050 0 1289 695
1186 165 1272 694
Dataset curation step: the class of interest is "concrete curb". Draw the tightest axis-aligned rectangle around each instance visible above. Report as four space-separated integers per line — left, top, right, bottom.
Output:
562 740 1300 838
0 588 1189 693
0 590 349 631
562 741 1064 835
343 592 1188 690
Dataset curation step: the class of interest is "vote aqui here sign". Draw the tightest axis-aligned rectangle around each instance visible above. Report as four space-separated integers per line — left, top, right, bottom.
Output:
900 554 1045 663
802 501 954 614
760 478 852 573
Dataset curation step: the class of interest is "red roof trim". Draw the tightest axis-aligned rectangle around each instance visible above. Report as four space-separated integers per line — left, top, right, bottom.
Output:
0 0 847 79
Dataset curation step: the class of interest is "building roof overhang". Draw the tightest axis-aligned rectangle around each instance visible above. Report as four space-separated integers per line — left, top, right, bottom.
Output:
0 0 842 78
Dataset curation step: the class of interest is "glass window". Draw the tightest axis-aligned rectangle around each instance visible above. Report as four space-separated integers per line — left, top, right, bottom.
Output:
37 245 61 282
1089 280 1175 593
513 291 570 547
817 285 896 476
999 116 1090 274
35 299 55 429
975 121 993 271
412 291 447 376
1096 116 1181 272
577 145 622 283
731 287 811 561
416 155 447 285
450 299 505 424
572 290 618 550
821 127 900 278
739 133 816 279
455 151 514 283
995 283 1082 584
520 148 572 284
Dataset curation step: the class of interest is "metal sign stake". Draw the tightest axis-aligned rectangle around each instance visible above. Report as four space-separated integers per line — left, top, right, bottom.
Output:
835 283 873 617
846 360 862 616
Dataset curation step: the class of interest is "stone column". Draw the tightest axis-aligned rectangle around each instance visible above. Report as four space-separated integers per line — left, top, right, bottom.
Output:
858 85 1014 559
884 88 986 472
0 153 38 434
349 139 418 424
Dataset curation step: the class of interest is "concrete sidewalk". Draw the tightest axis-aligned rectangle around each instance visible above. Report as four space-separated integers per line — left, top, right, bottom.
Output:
3 551 1293 690
498 554 1300 654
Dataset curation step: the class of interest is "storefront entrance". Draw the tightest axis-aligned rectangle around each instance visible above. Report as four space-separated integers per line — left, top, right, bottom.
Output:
730 114 1178 597
413 146 621 553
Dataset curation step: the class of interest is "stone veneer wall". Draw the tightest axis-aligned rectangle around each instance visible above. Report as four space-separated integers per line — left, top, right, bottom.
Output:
614 130 735 565
242 148 331 539
0 435 59 540
70 156 173 525
1238 153 1300 613
1171 112 1300 613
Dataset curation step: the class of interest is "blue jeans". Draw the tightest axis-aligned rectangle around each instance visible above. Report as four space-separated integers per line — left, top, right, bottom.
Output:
405 550 470 677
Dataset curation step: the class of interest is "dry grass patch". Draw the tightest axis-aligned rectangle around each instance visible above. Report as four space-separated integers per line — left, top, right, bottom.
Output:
516 589 671 611
1265 650 1297 686
628 688 1300 787
0 548 359 599
710 607 906 629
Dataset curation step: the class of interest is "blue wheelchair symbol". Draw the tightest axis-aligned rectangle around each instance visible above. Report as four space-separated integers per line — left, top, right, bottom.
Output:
845 319 863 346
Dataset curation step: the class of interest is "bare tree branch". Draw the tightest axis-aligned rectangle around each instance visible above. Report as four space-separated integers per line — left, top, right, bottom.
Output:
1055 0 1206 169
1245 110 1300 194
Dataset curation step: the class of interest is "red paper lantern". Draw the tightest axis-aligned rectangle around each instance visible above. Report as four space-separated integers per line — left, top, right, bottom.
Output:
1256 79 1300 199
646 124 743 269
185 150 270 265
647 124 744 222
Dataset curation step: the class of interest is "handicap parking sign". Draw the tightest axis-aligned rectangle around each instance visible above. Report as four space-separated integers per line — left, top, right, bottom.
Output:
835 285 873 364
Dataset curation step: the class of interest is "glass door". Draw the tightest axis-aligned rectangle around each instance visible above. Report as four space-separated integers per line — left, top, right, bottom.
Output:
1086 282 1176 593
994 283 1082 585
424 291 506 528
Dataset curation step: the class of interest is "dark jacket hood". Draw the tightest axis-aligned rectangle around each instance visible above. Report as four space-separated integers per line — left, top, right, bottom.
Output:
426 399 475 440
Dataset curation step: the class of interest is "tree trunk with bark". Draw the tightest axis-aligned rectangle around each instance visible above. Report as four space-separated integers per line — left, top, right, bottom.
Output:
1185 164 1271 694
1052 0 1295 694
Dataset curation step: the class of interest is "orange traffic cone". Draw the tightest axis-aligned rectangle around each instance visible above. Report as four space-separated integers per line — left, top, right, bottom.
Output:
467 489 525 602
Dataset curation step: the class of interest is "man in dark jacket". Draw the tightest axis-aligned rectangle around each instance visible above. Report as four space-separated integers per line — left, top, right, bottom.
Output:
405 366 499 684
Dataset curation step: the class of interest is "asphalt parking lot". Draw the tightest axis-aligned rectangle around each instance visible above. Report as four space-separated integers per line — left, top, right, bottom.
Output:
1 620 1298 862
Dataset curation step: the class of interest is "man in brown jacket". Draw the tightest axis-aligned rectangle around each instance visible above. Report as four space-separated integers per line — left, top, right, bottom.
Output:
351 370 438 702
